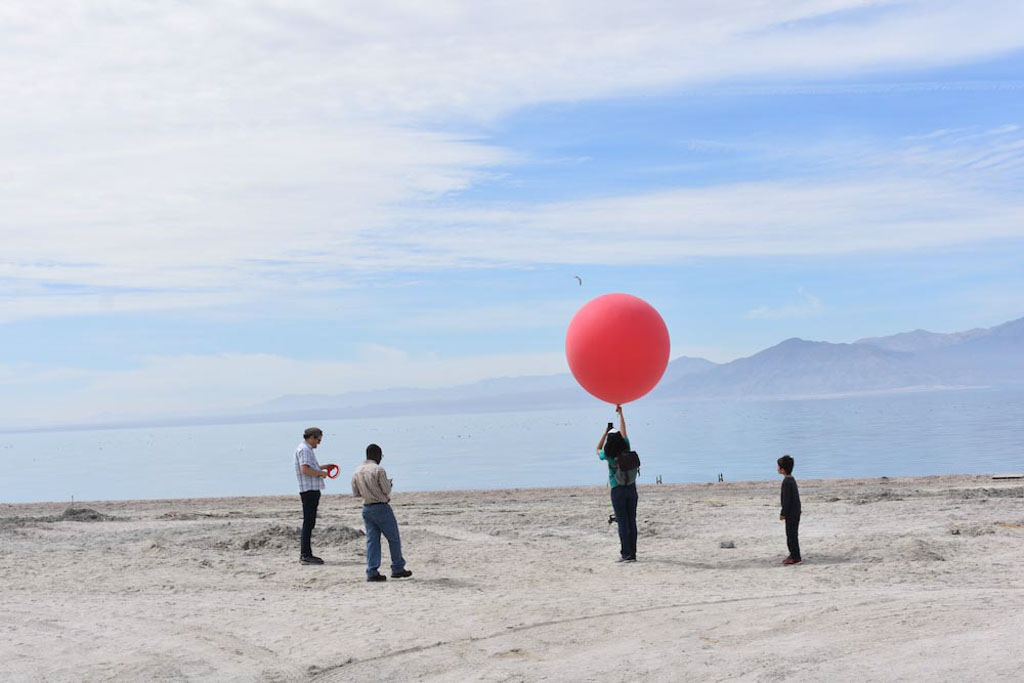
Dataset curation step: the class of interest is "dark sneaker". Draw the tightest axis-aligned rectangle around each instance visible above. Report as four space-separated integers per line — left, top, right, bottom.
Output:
300 555 324 565
782 557 802 565
391 569 412 579
616 556 636 563
367 573 387 582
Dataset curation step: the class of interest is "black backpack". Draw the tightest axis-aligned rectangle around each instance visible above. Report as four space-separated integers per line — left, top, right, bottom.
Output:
613 450 640 486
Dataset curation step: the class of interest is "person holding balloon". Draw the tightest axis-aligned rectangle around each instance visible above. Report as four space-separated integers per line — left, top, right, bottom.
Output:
567 293 669 563
598 405 638 563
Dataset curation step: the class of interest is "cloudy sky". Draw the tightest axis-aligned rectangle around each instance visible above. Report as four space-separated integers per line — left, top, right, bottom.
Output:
2 0 1023 426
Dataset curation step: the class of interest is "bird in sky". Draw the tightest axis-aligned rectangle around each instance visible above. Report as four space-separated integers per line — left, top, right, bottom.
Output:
574 275 582 286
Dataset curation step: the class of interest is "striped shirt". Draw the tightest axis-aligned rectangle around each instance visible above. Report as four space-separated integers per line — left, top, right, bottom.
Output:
294 442 324 492
351 460 393 504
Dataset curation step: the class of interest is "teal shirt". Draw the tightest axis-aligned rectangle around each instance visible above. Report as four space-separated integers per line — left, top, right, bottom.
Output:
598 436 631 488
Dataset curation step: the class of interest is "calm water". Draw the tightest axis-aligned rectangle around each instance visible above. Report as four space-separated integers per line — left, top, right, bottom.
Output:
2 389 1022 503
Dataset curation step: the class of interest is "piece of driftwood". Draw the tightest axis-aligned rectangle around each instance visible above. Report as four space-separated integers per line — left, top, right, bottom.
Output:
992 474 1023 480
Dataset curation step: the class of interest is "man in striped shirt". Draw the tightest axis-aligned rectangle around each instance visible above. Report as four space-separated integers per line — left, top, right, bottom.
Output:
351 443 412 582
295 427 329 565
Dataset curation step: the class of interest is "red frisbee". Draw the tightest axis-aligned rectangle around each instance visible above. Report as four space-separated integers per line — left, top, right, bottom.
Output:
325 464 339 479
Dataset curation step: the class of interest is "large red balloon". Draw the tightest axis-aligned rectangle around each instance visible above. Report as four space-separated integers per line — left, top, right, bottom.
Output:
565 293 670 404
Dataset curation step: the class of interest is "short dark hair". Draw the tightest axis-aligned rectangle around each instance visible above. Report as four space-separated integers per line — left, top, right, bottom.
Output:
366 443 382 462
777 454 794 475
303 427 323 440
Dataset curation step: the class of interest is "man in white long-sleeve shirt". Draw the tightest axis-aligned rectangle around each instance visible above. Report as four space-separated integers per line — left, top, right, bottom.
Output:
351 443 412 582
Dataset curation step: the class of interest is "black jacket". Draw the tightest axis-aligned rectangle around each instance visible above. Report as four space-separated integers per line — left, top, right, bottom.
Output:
781 476 801 517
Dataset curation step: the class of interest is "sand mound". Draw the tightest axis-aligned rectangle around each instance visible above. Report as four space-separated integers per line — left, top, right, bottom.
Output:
157 511 218 520
316 525 366 545
60 507 119 522
0 516 38 530
239 525 363 551
853 490 903 504
839 536 950 563
949 524 995 537
898 538 947 562
952 487 1024 500
1 508 122 528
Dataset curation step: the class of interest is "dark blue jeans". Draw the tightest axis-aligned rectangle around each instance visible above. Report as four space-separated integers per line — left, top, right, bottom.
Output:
362 503 406 577
610 483 638 559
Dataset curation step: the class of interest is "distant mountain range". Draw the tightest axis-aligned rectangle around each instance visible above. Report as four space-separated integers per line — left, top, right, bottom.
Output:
657 317 1024 399
253 315 1024 417
20 315 1024 433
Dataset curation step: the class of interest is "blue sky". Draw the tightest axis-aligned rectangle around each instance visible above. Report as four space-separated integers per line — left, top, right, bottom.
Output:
2 1 1023 426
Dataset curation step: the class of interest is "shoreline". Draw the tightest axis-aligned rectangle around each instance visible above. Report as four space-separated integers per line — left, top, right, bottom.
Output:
3 471 1022 509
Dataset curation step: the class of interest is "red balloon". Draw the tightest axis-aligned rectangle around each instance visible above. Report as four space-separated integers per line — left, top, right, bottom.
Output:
565 293 670 404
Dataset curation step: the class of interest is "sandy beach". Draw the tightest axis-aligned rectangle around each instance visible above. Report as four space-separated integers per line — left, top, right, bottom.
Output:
2 474 1022 682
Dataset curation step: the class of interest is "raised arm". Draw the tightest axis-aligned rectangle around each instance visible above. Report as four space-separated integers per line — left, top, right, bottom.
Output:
597 423 612 454
617 404 627 440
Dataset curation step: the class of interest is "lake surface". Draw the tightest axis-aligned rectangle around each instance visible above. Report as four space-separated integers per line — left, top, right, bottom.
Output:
2 388 1022 503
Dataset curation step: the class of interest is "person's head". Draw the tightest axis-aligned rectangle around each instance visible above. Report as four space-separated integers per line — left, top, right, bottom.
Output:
366 443 383 463
604 431 627 460
303 427 323 448
777 454 794 476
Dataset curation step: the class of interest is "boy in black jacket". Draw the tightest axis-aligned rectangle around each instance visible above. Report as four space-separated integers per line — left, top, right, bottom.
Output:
777 455 802 565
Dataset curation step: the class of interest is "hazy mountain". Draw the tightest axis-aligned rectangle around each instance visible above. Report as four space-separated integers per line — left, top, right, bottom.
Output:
855 328 987 352
256 355 718 414
253 317 1023 413
656 316 1024 399
21 316 1023 433
659 338 943 398
659 355 718 381
906 316 1024 386
956 315 1024 348
256 373 581 413
646 355 718 398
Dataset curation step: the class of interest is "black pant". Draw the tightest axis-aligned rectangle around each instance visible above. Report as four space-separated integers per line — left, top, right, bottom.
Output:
610 483 638 559
785 514 801 560
300 490 321 557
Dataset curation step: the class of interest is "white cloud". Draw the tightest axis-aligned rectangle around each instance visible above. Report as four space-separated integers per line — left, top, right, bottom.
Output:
382 171 1024 265
0 348 570 426
4 1 1024 423
0 280 249 324
398 299 583 332
2 0 1024 323
746 289 825 320
10 2 1022 124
